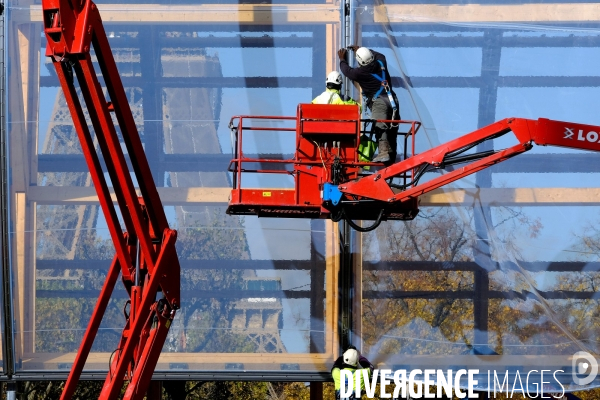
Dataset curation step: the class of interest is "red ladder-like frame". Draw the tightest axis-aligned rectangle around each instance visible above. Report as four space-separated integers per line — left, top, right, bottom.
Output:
42 0 180 399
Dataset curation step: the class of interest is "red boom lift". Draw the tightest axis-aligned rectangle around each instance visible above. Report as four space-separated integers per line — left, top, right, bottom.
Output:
227 104 600 231
41 0 600 399
43 0 180 399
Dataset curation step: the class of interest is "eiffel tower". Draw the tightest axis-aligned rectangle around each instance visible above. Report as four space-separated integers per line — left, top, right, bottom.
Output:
35 30 289 355
37 42 146 261
36 32 229 260
231 276 286 353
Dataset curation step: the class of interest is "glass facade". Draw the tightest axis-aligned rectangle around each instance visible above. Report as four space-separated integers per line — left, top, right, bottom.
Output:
2 0 600 390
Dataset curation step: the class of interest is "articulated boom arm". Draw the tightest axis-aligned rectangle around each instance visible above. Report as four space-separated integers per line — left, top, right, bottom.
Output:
341 117 600 203
42 0 180 399
227 105 600 230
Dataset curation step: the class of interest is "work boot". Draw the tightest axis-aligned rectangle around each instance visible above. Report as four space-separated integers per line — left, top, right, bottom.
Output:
384 152 397 166
372 140 390 163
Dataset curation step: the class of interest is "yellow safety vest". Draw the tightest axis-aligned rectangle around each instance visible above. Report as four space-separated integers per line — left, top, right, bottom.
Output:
332 367 371 391
312 89 361 112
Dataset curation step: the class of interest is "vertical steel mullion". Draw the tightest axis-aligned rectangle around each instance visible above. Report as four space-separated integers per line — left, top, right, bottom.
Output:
338 0 355 353
339 221 353 351
341 0 349 99
473 29 502 355
348 0 355 79
0 0 15 378
77 54 157 268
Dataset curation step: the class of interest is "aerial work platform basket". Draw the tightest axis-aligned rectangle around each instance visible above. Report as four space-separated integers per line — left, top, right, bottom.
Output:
226 103 422 222
228 104 600 230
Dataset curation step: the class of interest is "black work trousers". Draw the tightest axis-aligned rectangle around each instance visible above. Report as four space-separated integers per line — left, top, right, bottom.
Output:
369 94 399 161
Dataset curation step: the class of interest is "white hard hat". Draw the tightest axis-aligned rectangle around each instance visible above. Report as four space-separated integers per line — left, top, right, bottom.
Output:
326 71 343 85
355 47 374 66
343 349 359 367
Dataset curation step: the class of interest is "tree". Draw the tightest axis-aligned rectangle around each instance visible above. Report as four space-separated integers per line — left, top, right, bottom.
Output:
361 206 543 358
168 210 254 353
542 213 600 355
362 208 476 358
36 231 123 353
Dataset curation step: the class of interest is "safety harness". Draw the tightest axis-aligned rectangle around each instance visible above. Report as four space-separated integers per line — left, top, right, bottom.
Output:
370 60 398 122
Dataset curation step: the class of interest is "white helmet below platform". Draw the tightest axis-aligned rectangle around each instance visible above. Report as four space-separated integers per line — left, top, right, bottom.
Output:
326 71 343 86
355 47 374 66
343 348 359 367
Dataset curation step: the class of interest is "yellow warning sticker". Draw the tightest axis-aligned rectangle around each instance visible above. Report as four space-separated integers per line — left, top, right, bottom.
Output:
263 192 272 197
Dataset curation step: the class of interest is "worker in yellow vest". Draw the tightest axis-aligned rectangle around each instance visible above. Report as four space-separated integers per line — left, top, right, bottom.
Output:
331 347 374 399
312 71 361 110
313 72 374 164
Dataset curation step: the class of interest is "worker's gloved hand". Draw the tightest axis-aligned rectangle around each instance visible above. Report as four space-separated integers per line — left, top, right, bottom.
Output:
347 45 360 52
337 48 347 60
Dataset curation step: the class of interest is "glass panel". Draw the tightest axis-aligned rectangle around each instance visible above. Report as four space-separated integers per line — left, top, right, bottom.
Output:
357 6 600 392
8 4 334 374
6 0 600 391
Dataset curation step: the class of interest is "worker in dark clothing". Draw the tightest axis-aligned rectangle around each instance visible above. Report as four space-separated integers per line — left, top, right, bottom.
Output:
338 45 399 164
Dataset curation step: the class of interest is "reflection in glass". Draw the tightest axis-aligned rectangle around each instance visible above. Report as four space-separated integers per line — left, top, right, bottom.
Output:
6 0 600 387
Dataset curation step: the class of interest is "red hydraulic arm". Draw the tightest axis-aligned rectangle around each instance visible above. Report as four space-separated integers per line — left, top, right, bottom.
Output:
340 117 600 203
42 1 180 399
